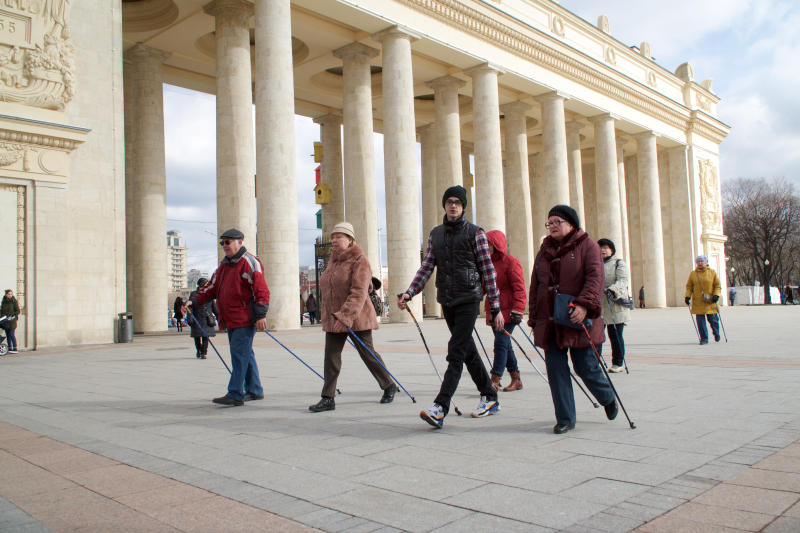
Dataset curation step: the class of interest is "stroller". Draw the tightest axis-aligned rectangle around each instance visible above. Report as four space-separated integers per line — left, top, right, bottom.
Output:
0 315 10 355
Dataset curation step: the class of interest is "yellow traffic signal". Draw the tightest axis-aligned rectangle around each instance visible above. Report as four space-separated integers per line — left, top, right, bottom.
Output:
313 141 323 163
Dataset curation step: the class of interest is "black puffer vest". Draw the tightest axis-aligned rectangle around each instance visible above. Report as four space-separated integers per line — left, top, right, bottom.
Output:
431 214 483 306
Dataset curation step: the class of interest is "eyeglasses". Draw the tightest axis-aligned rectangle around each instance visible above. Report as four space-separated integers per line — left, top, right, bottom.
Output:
545 219 566 229
219 239 232 246
445 199 462 206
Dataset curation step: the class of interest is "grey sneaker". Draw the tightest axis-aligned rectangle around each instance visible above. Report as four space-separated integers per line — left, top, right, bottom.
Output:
420 403 445 428
470 396 499 418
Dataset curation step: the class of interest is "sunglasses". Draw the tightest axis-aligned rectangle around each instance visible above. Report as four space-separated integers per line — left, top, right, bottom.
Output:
219 239 233 246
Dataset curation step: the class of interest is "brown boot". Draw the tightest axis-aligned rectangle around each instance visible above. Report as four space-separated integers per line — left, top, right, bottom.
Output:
503 371 523 391
490 373 502 391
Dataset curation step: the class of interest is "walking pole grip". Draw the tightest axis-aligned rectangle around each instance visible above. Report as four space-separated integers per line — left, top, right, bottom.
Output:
187 310 232 374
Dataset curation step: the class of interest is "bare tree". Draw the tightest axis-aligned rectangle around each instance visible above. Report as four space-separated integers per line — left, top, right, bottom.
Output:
722 178 800 304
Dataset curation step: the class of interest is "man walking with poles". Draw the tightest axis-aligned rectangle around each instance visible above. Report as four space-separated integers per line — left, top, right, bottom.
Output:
398 185 504 428
685 255 721 345
186 229 269 406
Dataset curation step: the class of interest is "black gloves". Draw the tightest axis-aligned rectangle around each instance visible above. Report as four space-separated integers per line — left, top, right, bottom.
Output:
711 295 719 303
685 297 691 306
490 308 500 321
510 311 523 324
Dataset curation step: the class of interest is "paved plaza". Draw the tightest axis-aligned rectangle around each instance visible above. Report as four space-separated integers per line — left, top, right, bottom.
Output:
0 305 798 532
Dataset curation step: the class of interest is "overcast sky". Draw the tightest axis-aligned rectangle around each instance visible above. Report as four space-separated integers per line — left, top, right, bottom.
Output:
164 0 799 276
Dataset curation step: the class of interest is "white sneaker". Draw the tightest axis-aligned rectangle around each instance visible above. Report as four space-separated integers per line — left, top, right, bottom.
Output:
8 350 17 354
420 403 445 428
608 365 624 373
471 396 499 418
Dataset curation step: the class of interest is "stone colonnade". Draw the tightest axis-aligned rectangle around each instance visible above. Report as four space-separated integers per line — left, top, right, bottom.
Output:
124 1 714 330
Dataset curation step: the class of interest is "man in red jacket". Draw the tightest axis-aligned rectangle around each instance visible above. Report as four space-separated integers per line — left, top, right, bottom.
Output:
186 228 269 406
484 230 527 391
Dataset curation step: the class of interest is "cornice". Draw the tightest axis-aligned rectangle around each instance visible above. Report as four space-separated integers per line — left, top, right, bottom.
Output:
397 0 727 144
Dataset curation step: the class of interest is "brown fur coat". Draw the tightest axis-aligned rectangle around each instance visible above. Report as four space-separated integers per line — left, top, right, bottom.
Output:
319 244 379 333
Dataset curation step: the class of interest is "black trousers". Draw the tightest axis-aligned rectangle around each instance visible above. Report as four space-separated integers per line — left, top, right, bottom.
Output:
598 323 625 367
434 301 497 414
193 336 208 355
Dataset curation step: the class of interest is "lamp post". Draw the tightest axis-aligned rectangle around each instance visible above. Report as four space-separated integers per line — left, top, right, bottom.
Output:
764 259 771 304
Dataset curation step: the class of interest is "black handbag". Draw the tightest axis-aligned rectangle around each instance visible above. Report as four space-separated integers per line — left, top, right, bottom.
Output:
206 314 216 328
550 272 592 329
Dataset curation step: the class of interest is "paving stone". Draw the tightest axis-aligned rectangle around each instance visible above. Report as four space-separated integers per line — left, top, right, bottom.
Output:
693 482 797 515
659 501 774 531
574 511 644 532
428 512 553 532
754 452 800 473
762 516 800 533
606 502 666 523
726 468 800 492
558 478 650 506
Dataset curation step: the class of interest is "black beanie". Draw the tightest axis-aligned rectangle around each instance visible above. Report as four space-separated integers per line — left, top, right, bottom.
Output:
597 238 616 255
442 185 468 209
547 204 580 229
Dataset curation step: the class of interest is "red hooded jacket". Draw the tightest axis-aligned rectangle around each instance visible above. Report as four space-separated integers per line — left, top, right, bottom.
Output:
484 230 527 324
527 229 605 349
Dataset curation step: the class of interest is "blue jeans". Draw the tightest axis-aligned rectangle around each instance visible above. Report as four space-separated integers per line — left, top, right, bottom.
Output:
695 314 720 342
2 326 15 350
226 326 262 401
598 323 625 367
491 323 519 376
544 339 615 426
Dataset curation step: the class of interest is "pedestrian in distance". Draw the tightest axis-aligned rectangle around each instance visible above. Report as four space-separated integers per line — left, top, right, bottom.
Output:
484 230 526 392
185 228 269 406
188 277 217 359
729 286 736 306
685 255 721 345
300 293 306 325
638 285 646 308
398 185 504 428
309 222 397 412
597 238 630 373
1 289 20 354
529 205 618 434
173 296 184 332
306 293 318 324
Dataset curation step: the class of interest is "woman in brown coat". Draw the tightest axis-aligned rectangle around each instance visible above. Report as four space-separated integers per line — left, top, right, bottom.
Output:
309 222 397 412
529 205 617 434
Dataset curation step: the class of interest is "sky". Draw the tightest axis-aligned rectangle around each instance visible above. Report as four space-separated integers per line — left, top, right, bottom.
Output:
164 0 799 276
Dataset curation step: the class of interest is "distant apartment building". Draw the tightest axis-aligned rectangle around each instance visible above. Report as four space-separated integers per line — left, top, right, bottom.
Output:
167 230 188 291
187 268 209 289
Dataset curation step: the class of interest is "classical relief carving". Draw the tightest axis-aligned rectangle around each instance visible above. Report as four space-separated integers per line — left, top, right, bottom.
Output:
550 15 565 37
699 159 722 232
0 0 75 110
0 142 24 166
604 46 616 65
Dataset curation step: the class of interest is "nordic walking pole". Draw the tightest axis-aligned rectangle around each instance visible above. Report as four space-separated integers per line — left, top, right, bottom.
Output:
688 302 701 342
186 310 231 374
518 327 599 409
263 329 341 395
578 321 636 429
402 307 462 415
472 326 493 368
605 295 629 374
715 303 728 343
502 329 548 384
335 317 416 403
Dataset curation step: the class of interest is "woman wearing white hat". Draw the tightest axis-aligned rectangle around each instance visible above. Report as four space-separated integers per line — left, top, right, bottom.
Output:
309 222 397 412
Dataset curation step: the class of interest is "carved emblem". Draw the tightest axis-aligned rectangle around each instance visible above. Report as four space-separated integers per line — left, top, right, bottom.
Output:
0 142 23 166
551 15 565 37
697 94 711 112
699 159 722 232
647 71 657 87
0 0 75 110
604 46 616 66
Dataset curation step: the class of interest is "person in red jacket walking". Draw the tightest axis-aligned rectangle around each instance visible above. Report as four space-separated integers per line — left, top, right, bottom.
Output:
529 206 617 434
484 230 526 391
186 228 269 407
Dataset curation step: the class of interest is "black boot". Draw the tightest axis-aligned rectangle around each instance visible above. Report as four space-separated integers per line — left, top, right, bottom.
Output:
309 397 335 412
605 400 619 420
380 384 397 404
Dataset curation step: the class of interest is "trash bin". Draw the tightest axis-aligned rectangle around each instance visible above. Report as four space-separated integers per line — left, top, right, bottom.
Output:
118 312 134 343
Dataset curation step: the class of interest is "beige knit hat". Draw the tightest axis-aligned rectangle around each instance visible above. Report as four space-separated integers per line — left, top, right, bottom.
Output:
331 221 355 240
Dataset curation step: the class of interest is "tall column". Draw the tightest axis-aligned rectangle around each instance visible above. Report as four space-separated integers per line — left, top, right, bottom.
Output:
205 0 256 261
374 26 422 322
582 158 597 233
658 149 675 304
667 145 695 306
313 114 344 237
566 121 585 225
467 64 505 232
536 92 570 210
255 0 299 330
590 114 622 246
427 75 465 190
624 154 643 298
500 101 534 288
529 152 547 243
124 44 169 333
333 42 380 272
461 143 474 221
635 131 667 308
419 124 441 317
616 138 631 264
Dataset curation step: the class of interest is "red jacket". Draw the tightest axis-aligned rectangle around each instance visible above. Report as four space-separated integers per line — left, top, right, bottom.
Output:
484 230 526 323
192 246 270 329
528 229 604 349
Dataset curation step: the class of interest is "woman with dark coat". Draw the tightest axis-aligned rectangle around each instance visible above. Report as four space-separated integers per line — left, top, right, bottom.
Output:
484 230 527 391
528 205 618 434
309 222 396 412
173 296 184 332
1 289 20 353
189 278 217 359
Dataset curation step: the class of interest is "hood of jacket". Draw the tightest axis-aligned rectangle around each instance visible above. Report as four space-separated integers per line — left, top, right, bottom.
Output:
486 229 507 261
